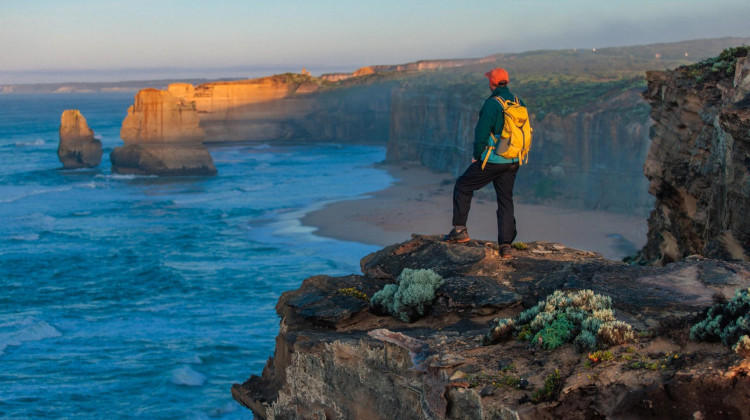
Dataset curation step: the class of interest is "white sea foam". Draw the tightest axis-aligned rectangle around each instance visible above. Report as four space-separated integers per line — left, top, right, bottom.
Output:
10 233 40 241
78 181 98 189
94 173 158 180
14 139 45 147
269 218 321 238
170 365 207 387
238 183 273 193
0 317 62 357
21 213 57 231
0 185 74 203
171 191 243 205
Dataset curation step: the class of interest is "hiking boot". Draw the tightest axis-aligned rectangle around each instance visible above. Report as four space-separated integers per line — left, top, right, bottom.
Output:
444 227 470 243
500 243 513 259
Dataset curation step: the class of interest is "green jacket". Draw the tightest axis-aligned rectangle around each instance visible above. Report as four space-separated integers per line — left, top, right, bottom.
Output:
473 85 525 164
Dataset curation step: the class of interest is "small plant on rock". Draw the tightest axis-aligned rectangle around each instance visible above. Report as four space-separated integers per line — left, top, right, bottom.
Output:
485 289 635 351
587 350 614 364
371 268 444 322
690 287 750 355
531 369 563 403
337 287 369 301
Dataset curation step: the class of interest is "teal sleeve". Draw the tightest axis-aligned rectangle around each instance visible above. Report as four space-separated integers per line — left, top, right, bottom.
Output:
473 99 499 160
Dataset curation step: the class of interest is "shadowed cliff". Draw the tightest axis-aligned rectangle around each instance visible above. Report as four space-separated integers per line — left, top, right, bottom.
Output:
232 236 750 419
230 46 750 420
633 46 750 265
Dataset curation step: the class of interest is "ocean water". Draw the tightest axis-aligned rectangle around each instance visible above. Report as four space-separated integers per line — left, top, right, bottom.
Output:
0 93 392 419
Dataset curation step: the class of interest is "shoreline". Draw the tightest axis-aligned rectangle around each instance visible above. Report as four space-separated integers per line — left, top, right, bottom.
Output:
301 164 648 261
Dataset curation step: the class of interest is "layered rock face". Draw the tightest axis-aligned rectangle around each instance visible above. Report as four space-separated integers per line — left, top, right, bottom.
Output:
232 236 750 419
636 49 750 264
321 57 495 82
110 144 217 176
387 87 653 214
113 88 216 176
120 88 205 142
121 75 393 144
57 110 102 168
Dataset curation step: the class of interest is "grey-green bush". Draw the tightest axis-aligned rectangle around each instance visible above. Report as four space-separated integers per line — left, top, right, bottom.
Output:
485 289 634 351
690 287 750 355
371 268 444 322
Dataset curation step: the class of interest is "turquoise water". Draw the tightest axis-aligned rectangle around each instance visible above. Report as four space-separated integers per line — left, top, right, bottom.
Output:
0 93 392 418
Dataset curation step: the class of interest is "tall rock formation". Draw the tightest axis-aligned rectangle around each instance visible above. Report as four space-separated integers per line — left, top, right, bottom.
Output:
113 88 216 176
119 74 392 145
57 110 102 169
635 47 750 265
120 88 206 142
172 75 320 142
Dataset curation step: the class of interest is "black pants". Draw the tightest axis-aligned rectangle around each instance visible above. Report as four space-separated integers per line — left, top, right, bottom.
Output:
452 161 519 244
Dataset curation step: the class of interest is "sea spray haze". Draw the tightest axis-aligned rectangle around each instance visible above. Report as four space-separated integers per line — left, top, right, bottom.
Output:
0 93 392 418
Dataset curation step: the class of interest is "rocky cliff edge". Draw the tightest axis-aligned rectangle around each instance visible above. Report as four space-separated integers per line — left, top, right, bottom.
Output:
232 236 750 419
636 47 750 265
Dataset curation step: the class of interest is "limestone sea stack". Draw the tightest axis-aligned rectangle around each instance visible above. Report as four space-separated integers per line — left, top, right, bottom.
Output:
120 88 206 143
635 47 750 265
57 110 102 168
111 88 216 176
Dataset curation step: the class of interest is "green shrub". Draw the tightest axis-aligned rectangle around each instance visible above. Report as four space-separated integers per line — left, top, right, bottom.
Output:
574 330 597 353
371 268 444 322
687 46 750 81
531 369 563 403
534 314 574 350
690 287 750 355
512 242 528 250
485 289 634 351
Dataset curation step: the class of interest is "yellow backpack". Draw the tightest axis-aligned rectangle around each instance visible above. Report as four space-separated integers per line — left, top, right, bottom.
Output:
482 96 532 169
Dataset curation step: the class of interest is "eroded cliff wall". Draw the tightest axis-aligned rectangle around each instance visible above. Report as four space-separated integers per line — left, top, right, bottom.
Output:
233 236 750 419
124 75 393 144
635 48 750 264
387 87 653 214
120 88 205 142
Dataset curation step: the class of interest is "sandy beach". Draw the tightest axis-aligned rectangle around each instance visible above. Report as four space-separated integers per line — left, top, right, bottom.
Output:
302 164 649 261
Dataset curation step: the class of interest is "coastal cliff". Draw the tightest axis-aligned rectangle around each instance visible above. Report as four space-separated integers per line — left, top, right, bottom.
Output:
113 88 217 176
635 47 750 265
387 86 652 213
120 88 206 142
232 237 750 419
116 38 749 207
122 74 392 144
168 75 320 142
231 47 750 419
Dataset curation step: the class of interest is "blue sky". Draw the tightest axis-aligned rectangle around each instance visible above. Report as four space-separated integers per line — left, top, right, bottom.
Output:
2 0 749 83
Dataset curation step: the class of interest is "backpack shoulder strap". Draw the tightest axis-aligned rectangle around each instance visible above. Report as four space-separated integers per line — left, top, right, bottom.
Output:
492 96 509 109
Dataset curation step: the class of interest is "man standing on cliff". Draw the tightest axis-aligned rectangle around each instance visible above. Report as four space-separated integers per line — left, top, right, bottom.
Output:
443 68 524 259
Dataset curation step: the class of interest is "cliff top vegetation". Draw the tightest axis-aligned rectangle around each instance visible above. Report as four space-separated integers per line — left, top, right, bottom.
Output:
319 37 749 120
685 45 750 82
